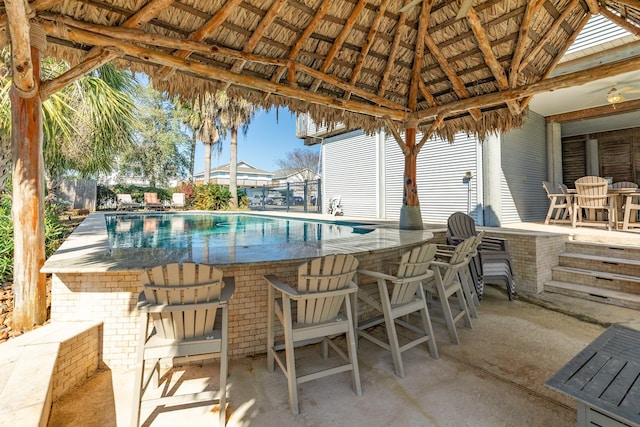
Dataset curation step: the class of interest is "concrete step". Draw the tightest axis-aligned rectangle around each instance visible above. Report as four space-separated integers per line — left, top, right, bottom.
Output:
545 280 640 310
552 266 640 295
559 253 640 277
565 240 640 261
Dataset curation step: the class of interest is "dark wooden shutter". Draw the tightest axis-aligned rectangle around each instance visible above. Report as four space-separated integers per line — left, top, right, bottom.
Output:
562 136 586 188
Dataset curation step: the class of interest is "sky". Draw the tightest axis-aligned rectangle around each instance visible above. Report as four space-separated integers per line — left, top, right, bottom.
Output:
193 108 319 174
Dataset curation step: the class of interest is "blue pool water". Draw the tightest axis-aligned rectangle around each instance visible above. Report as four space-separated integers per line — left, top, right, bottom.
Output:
105 213 374 250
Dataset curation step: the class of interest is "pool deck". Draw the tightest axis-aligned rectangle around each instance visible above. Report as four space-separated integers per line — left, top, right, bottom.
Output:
47 286 640 427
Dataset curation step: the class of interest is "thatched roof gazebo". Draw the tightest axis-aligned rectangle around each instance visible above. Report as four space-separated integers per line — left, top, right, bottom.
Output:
2 0 639 330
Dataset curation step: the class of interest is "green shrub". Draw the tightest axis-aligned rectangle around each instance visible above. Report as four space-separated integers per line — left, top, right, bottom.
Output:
109 184 171 203
0 194 13 283
97 184 116 208
175 182 196 208
0 193 72 283
193 184 232 210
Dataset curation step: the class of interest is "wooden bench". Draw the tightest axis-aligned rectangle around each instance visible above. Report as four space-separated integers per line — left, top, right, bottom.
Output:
546 325 640 427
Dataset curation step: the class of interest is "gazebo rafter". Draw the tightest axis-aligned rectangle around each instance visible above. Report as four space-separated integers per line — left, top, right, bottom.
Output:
2 0 640 331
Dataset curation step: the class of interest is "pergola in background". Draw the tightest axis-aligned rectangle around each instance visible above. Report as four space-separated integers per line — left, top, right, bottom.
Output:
2 0 639 330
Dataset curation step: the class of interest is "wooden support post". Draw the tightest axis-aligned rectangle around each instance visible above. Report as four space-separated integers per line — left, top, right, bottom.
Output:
11 22 47 331
400 119 423 230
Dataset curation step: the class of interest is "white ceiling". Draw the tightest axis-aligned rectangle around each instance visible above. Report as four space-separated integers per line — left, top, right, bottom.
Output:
526 15 640 138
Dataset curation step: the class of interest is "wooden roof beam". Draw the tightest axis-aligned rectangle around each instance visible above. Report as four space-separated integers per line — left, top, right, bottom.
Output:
226 0 286 86
584 0 600 14
411 50 640 122
310 0 368 93
42 17 407 111
41 21 409 121
509 0 545 88
41 46 123 99
408 0 432 111
383 115 409 154
4 0 36 97
423 31 482 121
416 115 444 153
344 0 392 100
545 98 640 123
0 0 60 25
418 80 437 107
600 6 640 37
378 0 409 98
157 0 243 81
271 0 332 86
519 12 590 111
39 0 173 98
466 7 521 115
518 0 581 74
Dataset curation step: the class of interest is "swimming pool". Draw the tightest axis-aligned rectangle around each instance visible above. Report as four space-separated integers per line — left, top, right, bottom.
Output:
42 211 436 368
105 213 374 250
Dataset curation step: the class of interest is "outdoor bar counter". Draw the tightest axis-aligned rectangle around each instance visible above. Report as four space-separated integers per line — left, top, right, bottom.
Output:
42 212 436 369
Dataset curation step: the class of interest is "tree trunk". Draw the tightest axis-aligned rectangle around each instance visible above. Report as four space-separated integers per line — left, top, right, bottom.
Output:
399 125 423 230
229 127 238 208
11 44 47 331
204 142 211 184
188 129 196 182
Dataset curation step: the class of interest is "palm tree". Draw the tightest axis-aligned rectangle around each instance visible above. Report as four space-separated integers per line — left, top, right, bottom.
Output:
182 93 222 184
215 91 255 208
0 51 139 196
197 93 222 184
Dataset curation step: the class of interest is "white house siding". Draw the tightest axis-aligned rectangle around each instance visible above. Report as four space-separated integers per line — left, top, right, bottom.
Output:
322 130 378 217
500 111 548 223
385 132 481 223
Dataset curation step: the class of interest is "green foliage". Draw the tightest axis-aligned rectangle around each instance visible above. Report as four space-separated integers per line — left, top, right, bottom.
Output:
193 184 232 210
97 184 116 208
0 194 71 283
237 190 249 209
110 184 171 203
0 194 13 283
118 85 189 188
44 204 69 258
175 182 196 208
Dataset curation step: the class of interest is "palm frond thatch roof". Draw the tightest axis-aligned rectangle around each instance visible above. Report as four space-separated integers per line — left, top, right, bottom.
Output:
6 0 640 140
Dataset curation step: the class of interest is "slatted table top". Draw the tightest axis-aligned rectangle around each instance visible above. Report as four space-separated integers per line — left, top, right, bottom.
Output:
546 325 640 425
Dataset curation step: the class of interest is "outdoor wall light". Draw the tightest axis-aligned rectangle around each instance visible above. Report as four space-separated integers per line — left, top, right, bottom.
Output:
465 171 473 179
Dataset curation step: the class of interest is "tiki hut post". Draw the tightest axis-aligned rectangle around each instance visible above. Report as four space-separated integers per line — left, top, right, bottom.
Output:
399 118 423 230
9 18 48 331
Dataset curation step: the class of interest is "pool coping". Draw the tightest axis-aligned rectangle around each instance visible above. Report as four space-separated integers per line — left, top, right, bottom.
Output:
42 211 435 273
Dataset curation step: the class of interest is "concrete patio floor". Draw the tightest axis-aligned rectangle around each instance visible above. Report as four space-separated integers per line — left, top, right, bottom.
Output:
48 285 640 427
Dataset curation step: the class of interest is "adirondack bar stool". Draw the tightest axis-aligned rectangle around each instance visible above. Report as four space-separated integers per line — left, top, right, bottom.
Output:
264 254 361 415
132 263 235 427
433 232 485 319
356 243 439 378
423 237 474 345
446 212 516 301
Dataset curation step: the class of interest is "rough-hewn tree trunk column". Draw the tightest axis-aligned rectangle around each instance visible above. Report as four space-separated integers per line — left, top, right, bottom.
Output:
399 119 423 230
11 23 47 331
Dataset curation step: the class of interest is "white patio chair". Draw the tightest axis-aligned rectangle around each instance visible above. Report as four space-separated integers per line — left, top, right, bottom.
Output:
132 263 235 426
572 176 615 231
543 181 572 224
264 254 361 415
116 193 141 211
328 195 343 216
171 192 186 209
356 243 439 378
